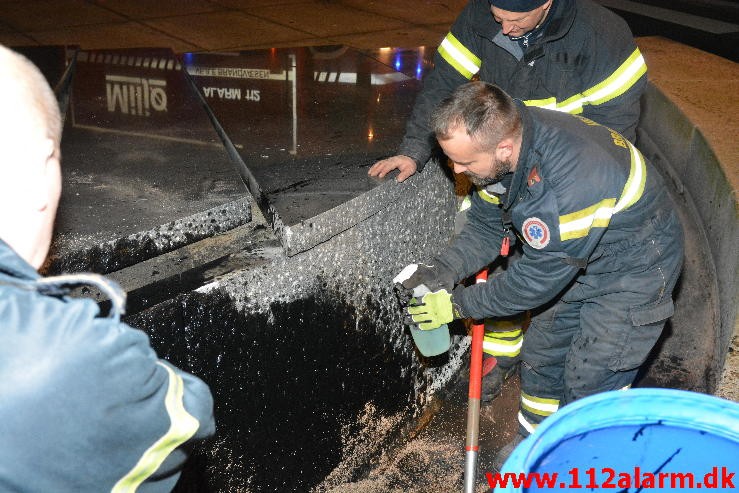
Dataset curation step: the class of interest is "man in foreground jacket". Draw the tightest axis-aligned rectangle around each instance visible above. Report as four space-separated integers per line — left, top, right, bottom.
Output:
0 45 216 492
398 81 683 466
370 0 648 398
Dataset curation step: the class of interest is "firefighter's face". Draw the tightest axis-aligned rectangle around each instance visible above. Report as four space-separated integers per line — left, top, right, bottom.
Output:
491 0 552 38
439 126 513 187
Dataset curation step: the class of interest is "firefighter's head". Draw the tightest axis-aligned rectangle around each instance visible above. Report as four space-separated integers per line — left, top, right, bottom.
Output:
431 81 522 187
0 45 62 269
489 0 553 38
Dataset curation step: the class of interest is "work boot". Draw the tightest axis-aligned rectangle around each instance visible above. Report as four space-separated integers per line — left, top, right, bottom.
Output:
481 360 517 403
492 433 526 472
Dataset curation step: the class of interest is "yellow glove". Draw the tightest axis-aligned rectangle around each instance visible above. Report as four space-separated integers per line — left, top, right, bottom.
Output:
406 289 464 331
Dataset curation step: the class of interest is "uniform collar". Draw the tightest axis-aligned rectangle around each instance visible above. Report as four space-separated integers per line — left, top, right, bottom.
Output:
0 238 40 282
505 100 537 209
534 0 575 45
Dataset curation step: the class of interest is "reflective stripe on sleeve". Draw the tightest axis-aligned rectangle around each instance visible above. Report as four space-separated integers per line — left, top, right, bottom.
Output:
614 142 647 213
520 391 560 417
558 141 646 241
438 32 481 80
523 48 646 115
112 362 201 493
559 198 616 241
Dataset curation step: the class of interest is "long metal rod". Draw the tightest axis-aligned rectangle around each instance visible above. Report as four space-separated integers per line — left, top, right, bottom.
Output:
464 269 489 493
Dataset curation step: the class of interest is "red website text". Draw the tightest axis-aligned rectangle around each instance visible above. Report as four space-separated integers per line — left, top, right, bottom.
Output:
486 466 735 489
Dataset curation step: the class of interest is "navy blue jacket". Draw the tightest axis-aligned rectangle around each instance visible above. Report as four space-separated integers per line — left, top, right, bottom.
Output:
442 105 681 320
400 0 647 169
0 240 215 492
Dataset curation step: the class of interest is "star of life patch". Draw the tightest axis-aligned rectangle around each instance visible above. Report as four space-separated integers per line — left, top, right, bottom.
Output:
522 217 550 249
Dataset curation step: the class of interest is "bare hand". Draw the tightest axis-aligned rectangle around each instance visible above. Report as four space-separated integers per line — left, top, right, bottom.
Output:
368 155 418 182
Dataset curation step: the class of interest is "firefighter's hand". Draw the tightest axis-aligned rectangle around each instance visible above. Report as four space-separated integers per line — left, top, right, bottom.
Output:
393 262 455 296
405 289 464 331
368 155 417 182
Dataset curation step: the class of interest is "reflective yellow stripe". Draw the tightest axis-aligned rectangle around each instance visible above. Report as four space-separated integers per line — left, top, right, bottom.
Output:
438 32 481 80
559 141 646 241
112 363 201 493
518 411 538 434
559 198 616 241
483 337 522 356
477 188 500 204
614 142 646 213
523 96 557 110
582 48 647 106
484 317 525 332
521 392 560 416
523 48 646 114
483 329 522 339
620 384 632 391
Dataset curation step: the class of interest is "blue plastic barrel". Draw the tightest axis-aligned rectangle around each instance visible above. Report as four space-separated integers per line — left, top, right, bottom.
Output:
496 388 739 492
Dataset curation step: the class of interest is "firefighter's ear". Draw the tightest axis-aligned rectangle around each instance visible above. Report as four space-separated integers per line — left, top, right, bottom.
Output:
495 138 514 162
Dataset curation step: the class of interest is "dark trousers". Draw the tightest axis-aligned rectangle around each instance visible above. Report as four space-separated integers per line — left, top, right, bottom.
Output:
518 209 684 436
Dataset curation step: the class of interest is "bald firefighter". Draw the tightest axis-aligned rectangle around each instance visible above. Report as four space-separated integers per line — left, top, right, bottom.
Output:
0 45 215 492
398 82 683 467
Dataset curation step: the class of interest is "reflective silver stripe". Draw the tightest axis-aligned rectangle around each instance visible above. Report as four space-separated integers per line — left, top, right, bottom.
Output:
559 141 647 241
112 363 200 493
458 195 472 212
482 338 522 356
576 48 647 108
518 411 537 434
614 141 647 213
559 198 616 241
438 33 481 79
521 392 560 416
524 48 646 115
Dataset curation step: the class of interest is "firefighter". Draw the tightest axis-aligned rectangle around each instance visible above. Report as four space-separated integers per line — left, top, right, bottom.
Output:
370 0 647 183
371 0 648 398
0 45 215 492
397 81 683 467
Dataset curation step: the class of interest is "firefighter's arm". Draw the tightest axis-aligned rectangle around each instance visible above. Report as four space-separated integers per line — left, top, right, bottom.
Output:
397 2 484 169
90 318 216 491
579 18 647 143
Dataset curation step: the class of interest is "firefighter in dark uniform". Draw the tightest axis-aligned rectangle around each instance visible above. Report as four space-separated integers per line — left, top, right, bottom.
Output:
370 0 646 182
398 82 683 466
371 0 648 398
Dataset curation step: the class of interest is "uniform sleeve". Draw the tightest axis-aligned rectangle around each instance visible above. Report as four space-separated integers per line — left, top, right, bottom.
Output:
85 316 216 492
577 12 647 142
438 188 508 282
398 1 484 169
454 147 619 319
0 290 216 493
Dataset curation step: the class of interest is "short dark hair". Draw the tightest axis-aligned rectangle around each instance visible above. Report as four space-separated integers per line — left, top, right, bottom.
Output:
431 81 521 152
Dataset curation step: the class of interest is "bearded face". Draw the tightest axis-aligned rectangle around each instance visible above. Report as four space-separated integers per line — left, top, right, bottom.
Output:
438 127 515 186
463 156 513 186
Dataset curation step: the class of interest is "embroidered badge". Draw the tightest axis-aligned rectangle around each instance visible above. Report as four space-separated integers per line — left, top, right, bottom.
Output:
527 167 541 186
522 217 550 249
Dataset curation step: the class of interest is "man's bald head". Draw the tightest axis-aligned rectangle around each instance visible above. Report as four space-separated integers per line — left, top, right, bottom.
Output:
0 46 61 156
0 45 63 269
